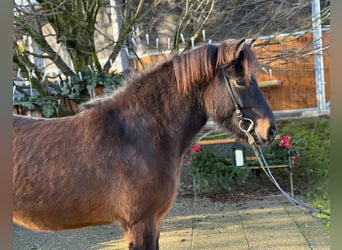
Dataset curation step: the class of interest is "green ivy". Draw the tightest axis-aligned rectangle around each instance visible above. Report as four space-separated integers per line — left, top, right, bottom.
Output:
13 69 124 118
67 70 124 102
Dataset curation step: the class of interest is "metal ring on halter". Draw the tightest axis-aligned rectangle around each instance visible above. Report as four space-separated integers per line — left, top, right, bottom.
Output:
235 109 243 117
238 117 254 134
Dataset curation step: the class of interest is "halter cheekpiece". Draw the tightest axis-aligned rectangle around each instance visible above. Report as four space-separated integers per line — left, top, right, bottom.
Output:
220 65 255 137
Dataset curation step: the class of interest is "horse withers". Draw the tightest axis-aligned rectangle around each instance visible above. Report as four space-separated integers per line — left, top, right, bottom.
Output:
13 38 277 250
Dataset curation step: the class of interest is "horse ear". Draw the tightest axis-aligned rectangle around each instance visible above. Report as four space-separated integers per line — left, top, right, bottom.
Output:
249 39 257 49
217 38 247 67
234 38 246 59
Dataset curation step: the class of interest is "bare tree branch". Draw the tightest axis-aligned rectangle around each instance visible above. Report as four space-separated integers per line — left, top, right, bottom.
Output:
13 0 330 76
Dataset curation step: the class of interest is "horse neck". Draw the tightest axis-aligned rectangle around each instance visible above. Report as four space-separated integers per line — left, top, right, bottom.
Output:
122 77 208 155
172 96 208 154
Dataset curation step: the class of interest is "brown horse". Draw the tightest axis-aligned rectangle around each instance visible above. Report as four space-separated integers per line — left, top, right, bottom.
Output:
13 38 277 249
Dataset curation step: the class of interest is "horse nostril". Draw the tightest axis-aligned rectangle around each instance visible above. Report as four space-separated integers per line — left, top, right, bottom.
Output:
268 125 278 142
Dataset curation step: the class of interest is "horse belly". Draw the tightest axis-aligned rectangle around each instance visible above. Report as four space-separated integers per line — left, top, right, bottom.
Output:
13 188 115 231
13 160 115 230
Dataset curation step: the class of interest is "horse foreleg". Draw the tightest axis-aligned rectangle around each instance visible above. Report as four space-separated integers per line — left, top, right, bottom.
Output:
154 214 166 250
123 218 158 250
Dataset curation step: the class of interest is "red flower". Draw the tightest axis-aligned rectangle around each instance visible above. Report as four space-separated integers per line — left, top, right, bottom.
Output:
184 144 201 167
190 144 201 155
278 135 292 149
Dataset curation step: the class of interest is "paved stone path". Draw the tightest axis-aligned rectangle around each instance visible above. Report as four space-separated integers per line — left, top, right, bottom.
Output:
14 195 329 250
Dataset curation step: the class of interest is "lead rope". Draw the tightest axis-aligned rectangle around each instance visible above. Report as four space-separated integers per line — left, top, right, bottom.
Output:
240 124 330 217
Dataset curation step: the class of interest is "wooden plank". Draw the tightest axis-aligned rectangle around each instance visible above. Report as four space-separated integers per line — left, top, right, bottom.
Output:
258 80 281 88
197 138 237 145
247 164 289 169
245 156 257 161
197 134 281 145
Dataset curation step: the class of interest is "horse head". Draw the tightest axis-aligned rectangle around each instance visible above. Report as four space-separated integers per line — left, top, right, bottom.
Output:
205 38 277 145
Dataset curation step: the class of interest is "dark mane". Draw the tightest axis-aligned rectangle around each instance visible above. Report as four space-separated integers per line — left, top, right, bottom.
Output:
172 44 218 94
145 40 258 95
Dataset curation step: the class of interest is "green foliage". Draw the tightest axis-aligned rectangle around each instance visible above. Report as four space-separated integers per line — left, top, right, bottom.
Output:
278 119 330 187
13 70 124 118
14 95 61 117
67 70 124 101
244 141 290 166
189 148 250 193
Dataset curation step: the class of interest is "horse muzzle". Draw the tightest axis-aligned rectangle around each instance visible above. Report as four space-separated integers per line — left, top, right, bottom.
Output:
253 118 278 145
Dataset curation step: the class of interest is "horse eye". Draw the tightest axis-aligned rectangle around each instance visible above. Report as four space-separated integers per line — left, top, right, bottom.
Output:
235 79 244 86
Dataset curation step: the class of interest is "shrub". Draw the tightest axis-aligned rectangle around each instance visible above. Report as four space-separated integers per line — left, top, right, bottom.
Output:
188 146 250 193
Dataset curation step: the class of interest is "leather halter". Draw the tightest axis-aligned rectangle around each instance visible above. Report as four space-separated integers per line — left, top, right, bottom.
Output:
220 65 254 137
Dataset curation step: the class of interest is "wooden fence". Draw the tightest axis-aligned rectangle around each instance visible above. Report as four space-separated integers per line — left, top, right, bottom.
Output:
254 30 330 111
129 30 330 112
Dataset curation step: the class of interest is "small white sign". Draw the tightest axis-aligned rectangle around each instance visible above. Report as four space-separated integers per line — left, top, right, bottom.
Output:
235 149 244 166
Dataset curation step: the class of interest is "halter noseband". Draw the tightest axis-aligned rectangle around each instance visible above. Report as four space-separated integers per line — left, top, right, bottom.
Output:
220 65 255 139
